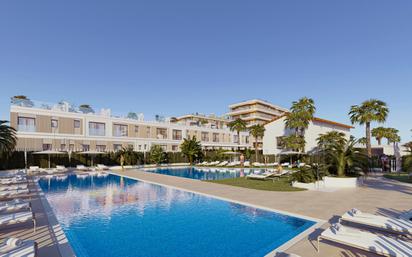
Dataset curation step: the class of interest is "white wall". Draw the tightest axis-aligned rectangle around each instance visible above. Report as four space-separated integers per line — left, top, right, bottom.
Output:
263 117 351 155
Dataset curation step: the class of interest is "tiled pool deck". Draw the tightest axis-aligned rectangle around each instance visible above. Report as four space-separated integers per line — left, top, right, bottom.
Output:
2 168 411 257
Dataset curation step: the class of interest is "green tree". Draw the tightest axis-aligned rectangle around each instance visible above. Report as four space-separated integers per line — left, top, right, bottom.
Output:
149 145 166 165
228 118 247 150
248 124 265 162
317 131 347 149
281 135 306 152
117 146 138 167
384 128 400 146
180 136 202 165
371 127 387 145
349 99 389 158
0 121 17 158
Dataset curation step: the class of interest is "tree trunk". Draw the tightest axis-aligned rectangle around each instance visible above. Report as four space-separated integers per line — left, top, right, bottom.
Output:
366 122 372 158
254 137 258 162
237 131 240 151
377 138 381 145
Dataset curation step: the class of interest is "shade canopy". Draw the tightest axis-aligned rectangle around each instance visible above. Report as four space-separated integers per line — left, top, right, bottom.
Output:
33 150 66 155
278 150 302 155
78 151 105 155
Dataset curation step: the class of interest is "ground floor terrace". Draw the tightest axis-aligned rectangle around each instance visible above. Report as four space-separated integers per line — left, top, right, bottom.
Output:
1 168 411 257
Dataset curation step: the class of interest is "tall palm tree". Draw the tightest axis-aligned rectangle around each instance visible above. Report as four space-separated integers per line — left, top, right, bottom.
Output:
0 120 17 158
248 124 265 162
384 128 400 146
371 127 387 145
285 97 316 136
349 99 389 158
317 131 346 149
228 118 247 150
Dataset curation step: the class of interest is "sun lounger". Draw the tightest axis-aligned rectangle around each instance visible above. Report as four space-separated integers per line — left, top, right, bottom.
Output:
96 164 109 170
340 208 412 236
55 165 68 172
0 237 37 257
252 162 264 167
0 184 28 192
246 172 278 181
217 161 228 167
0 199 31 214
76 165 89 171
243 161 250 167
0 188 30 199
318 223 412 257
0 211 36 233
0 177 27 185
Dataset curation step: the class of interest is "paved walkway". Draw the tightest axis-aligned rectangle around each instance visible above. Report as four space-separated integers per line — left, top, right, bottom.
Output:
112 169 412 257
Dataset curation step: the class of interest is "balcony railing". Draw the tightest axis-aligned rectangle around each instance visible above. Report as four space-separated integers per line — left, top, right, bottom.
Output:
17 125 36 132
89 129 105 136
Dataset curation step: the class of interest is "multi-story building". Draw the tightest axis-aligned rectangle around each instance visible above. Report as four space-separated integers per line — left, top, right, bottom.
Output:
172 113 230 129
227 99 289 127
10 99 250 153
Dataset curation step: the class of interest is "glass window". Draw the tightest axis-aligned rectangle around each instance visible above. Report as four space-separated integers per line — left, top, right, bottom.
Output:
245 136 249 144
233 135 239 143
69 144 75 151
135 126 139 134
146 127 151 137
156 128 167 139
96 145 106 152
89 122 105 136
201 132 209 142
213 133 219 142
51 119 58 128
113 144 123 151
113 124 128 137
138 145 142 151
276 137 284 149
60 144 66 151
43 144 52 151
74 120 81 128
172 130 182 140
17 117 36 132
172 145 178 151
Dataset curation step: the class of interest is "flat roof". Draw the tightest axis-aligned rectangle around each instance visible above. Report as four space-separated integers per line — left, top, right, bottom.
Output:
228 99 289 112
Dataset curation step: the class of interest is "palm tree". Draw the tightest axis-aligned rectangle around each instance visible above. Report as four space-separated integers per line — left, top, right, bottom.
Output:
317 131 346 148
248 124 265 162
371 127 387 145
0 120 17 158
228 118 247 150
384 128 400 146
349 99 389 158
180 136 202 165
281 135 306 152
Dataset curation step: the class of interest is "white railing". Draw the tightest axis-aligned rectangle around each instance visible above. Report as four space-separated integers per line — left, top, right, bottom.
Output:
17 125 36 132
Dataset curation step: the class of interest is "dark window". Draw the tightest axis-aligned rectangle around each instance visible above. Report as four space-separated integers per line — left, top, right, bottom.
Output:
74 120 81 128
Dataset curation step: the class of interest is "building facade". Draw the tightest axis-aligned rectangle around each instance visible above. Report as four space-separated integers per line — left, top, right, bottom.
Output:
10 99 250 153
227 99 289 127
262 116 353 155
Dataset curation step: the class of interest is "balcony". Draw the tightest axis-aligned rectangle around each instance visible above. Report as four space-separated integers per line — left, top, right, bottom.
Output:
18 125 36 132
89 128 105 136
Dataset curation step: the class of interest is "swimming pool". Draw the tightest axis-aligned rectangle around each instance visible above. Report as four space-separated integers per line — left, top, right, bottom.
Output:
39 174 316 257
143 167 267 180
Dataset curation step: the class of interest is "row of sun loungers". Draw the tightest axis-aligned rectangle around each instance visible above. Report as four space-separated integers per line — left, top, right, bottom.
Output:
0 171 37 257
197 161 303 168
318 208 412 257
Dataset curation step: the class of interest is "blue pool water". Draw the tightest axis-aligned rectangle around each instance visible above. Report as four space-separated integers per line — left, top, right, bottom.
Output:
39 174 315 257
144 167 267 180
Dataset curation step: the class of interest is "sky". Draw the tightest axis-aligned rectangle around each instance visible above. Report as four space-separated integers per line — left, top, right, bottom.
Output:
0 0 411 143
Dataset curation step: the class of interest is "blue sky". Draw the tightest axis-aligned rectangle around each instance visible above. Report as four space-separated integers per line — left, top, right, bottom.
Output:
0 0 411 143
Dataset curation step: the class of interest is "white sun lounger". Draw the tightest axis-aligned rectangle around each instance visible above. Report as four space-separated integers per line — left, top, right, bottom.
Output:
246 172 278 180
56 165 68 172
0 211 36 233
96 164 109 171
0 177 27 185
318 223 412 257
0 237 37 257
0 199 31 214
0 189 30 199
243 161 250 167
217 161 228 167
0 184 29 192
341 208 412 236
76 165 89 171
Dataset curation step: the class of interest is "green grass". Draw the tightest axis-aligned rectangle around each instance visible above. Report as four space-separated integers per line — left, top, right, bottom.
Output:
383 173 412 184
206 176 305 191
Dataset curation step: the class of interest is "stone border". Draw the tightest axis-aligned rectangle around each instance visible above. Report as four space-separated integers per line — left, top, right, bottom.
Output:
109 170 325 256
35 180 77 257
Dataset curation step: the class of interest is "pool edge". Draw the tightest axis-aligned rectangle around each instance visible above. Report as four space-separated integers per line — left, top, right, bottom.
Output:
109 171 325 256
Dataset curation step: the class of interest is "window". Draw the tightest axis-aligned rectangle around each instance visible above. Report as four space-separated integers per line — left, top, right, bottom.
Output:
89 122 105 136
113 124 128 137
245 136 249 144
138 145 142 151
43 144 52 151
156 128 167 139
60 144 66 151
172 130 182 140
276 137 284 149
144 144 147 150
69 144 75 151
82 144 90 151
172 145 178 151
135 126 139 134
201 132 209 142
113 144 122 151
213 133 219 142
74 120 81 128
96 145 106 152
146 127 151 137
17 117 36 132
51 119 58 128
233 135 239 144
159 145 167 151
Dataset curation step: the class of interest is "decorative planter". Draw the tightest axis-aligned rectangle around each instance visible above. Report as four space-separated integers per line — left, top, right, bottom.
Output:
323 176 359 188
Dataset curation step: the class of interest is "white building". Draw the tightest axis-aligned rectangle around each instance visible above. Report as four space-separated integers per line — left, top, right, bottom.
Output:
263 115 353 155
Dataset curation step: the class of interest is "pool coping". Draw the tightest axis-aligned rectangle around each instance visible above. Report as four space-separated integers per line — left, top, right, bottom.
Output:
109 170 325 257
35 179 77 257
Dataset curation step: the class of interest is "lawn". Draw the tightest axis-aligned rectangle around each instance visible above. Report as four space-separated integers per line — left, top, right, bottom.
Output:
383 173 412 184
207 176 305 191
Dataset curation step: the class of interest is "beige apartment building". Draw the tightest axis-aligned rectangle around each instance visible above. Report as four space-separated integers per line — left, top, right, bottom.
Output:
227 99 289 127
172 114 230 129
10 99 250 153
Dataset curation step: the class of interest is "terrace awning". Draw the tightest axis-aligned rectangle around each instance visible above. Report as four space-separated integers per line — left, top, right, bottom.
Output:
33 150 66 169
